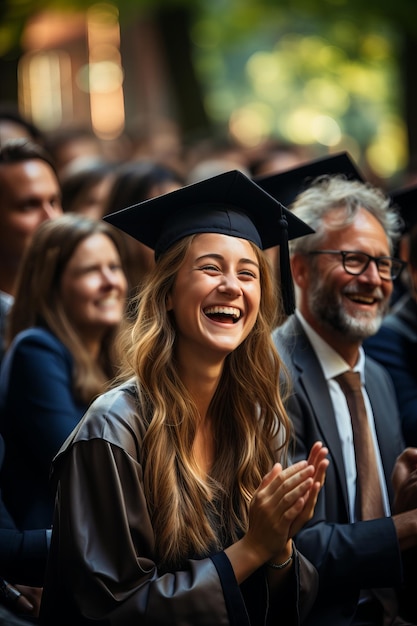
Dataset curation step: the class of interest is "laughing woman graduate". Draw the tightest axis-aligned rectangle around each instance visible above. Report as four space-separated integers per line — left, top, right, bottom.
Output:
40 170 328 626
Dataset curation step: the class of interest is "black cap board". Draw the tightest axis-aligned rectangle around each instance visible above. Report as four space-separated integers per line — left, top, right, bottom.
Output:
390 184 417 232
104 169 312 254
255 151 364 207
104 169 314 314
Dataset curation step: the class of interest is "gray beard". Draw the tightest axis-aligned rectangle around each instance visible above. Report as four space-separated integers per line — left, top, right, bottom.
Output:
308 280 388 342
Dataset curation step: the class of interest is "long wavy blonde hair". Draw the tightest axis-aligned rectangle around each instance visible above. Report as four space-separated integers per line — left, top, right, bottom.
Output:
119 234 291 568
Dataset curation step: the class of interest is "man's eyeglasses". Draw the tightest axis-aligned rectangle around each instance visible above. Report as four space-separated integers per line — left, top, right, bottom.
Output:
308 250 406 281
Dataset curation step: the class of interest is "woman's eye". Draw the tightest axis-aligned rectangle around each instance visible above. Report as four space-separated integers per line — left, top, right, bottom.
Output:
200 265 220 272
239 270 257 278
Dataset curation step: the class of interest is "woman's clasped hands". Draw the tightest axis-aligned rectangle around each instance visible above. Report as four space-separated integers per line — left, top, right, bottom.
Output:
227 441 328 582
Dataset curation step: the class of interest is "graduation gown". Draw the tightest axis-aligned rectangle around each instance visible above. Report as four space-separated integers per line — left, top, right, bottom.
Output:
40 381 318 626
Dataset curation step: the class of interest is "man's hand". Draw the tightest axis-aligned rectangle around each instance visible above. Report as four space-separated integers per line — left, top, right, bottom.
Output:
14 585 42 617
0 579 42 617
392 448 417 513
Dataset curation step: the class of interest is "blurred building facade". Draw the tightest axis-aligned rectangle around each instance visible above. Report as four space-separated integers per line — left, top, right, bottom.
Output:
16 5 173 142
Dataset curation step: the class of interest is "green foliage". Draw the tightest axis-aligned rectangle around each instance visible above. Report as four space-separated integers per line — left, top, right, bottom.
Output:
190 1 408 178
1 0 413 179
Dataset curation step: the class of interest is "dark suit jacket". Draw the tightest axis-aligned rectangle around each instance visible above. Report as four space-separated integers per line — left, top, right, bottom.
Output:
364 295 417 447
0 327 87 530
0 433 49 586
273 315 405 626
0 292 12 367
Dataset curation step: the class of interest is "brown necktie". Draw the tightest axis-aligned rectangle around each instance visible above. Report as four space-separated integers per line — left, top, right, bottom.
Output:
335 372 406 623
335 370 385 521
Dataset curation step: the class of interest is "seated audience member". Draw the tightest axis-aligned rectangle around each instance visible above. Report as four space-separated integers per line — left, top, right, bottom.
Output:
0 139 62 364
126 117 185 173
104 160 185 301
249 139 315 178
0 107 44 147
259 156 417 625
256 150 366 322
0 434 49 624
61 159 115 219
183 134 247 179
39 171 328 626
43 126 106 181
364 184 417 447
184 134 251 185
0 214 128 530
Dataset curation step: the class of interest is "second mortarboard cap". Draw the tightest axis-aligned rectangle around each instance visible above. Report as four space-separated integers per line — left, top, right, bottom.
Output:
104 169 313 314
255 151 364 207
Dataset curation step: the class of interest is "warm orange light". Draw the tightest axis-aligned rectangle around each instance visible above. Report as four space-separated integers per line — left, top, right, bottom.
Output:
18 50 72 130
22 12 85 49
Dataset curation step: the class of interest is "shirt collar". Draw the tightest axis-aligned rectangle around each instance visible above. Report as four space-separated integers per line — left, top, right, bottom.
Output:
295 310 366 383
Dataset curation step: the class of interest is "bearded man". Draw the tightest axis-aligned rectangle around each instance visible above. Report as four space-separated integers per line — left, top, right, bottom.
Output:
269 170 417 626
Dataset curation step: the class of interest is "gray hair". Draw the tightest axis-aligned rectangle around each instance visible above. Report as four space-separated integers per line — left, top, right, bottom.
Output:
289 175 403 255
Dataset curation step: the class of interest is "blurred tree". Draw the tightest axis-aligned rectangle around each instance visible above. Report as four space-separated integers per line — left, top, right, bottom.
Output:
153 5 211 134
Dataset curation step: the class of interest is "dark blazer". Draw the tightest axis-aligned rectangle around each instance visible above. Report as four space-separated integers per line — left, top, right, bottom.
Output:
0 434 49 586
0 292 12 367
273 315 405 626
0 327 87 530
364 295 417 447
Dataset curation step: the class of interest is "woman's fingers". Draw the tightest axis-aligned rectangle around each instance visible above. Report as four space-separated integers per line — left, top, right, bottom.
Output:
255 462 315 522
246 445 330 560
289 456 329 536
248 470 313 559
308 441 328 469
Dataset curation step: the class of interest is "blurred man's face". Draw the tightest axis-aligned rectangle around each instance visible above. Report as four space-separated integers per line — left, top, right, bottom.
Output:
0 159 62 268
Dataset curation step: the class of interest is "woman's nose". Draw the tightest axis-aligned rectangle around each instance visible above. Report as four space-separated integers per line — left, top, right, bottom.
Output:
217 272 242 296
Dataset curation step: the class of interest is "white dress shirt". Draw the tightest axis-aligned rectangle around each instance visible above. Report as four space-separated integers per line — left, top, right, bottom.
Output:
296 311 391 521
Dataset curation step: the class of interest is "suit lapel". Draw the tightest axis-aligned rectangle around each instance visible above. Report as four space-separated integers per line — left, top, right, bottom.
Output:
282 316 350 511
364 362 403 505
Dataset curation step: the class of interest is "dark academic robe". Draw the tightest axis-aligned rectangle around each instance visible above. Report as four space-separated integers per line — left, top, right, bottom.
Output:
40 381 318 626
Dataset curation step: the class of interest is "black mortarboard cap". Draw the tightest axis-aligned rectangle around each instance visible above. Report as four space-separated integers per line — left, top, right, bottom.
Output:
255 151 364 207
104 169 313 314
390 185 417 233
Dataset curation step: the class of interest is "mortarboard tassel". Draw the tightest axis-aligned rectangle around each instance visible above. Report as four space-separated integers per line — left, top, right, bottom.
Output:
278 209 295 316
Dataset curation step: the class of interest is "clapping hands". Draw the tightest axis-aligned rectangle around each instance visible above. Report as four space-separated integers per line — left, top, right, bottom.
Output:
246 441 329 565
